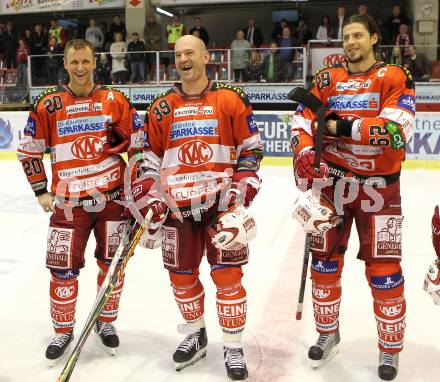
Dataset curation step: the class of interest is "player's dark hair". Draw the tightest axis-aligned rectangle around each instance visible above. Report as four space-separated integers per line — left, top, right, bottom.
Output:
64 39 95 57
342 14 381 54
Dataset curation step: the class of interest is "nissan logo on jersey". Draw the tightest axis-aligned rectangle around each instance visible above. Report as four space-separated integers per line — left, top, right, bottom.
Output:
71 136 103 160
178 139 213 167
323 54 346 66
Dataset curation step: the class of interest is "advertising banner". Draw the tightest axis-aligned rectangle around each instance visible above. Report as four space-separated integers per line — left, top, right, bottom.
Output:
0 0 124 15
1 110 440 160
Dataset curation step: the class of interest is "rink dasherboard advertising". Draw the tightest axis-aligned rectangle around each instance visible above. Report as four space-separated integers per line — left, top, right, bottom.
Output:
2 111 440 160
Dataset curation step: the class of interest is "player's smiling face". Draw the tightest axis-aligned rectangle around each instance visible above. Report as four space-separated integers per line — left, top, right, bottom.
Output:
342 22 378 64
174 40 210 85
64 47 96 91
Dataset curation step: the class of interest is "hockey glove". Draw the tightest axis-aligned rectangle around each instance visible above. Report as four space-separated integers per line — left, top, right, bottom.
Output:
294 149 329 189
103 125 130 154
219 172 261 210
432 205 440 258
423 259 440 305
123 177 168 232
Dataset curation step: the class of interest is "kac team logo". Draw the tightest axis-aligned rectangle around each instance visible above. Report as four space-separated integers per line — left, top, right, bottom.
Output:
323 54 346 66
0 118 13 148
178 139 213 167
71 136 103 160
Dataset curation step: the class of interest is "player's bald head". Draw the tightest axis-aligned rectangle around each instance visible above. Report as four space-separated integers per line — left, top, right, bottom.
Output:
174 35 207 52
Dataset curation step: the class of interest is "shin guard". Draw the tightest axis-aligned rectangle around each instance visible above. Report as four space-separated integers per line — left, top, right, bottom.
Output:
50 271 78 333
366 262 406 353
211 266 246 342
97 260 124 322
169 270 205 324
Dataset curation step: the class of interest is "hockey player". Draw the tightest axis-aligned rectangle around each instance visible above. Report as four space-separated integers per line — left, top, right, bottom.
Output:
291 15 415 381
132 35 263 381
17 39 145 365
424 206 440 303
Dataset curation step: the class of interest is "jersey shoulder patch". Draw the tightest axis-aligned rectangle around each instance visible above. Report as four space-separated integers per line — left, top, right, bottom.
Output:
213 82 251 107
31 86 64 112
100 85 131 104
146 88 176 113
386 64 415 89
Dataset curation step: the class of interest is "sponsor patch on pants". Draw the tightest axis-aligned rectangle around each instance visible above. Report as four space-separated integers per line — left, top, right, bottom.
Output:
310 230 328 252
104 221 129 259
162 226 179 268
217 245 249 265
46 227 74 269
372 215 403 260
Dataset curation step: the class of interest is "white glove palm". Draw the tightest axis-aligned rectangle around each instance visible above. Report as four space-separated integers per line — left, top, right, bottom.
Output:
424 259 440 305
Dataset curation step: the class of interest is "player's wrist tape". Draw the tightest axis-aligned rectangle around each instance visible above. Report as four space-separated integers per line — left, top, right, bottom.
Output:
34 187 48 197
336 119 353 137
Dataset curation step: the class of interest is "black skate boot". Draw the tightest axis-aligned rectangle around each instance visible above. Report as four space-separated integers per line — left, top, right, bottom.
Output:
94 321 119 355
308 331 340 368
224 346 248 381
173 328 208 371
378 352 399 381
45 331 74 366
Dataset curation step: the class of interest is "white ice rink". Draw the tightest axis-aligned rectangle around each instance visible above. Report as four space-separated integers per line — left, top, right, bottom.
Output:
0 160 439 382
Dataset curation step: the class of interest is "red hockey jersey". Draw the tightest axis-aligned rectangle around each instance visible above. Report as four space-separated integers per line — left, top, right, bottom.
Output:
291 62 416 178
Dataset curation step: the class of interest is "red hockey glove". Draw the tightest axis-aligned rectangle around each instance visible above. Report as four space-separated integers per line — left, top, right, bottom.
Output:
294 149 329 189
103 125 130 154
219 172 261 209
123 178 168 231
432 205 440 258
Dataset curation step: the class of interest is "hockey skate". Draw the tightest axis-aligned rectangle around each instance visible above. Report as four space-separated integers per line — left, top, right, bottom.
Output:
378 352 399 381
224 346 248 381
45 331 74 367
308 331 340 368
173 328 208 371
94 321 119 355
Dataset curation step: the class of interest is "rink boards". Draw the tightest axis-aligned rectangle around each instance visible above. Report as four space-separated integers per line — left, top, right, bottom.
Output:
1 110 440 167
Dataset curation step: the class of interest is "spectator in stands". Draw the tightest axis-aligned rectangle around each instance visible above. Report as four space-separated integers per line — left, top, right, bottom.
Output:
231 30 251 82
390 46 403 65
278 26 298 81
395 23 413 57
316 15 333 40
189 17 210 46
97 53 112 84
404 46 431 82
334 6 347 40
244 19 263 48
271 19 289 42
30 24 47 85
295 19 312 45
48 19 67 48
191 30 201 38
4 21 18 69
110 32 128 85
127 32 146 84
16 38 30 87
144 14 162 81
358 3 368 16
23 28 33 46
166 15 186 50
46 36 63 85
386 5 411 43
86 18 104 52
247 50 263 82
71 27 81 40
100 22 113 51
109 15 126 42
262 42 281 82
376 18 390 45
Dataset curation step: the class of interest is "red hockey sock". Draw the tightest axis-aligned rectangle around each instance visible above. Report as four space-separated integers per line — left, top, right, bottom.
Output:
97 260 124 322
50 273 78 333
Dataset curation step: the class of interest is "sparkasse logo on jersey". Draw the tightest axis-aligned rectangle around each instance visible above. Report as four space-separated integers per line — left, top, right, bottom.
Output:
178 139 213 167
174 106 214 118
170 119 219 141
57 115 110 137
327 92 380 111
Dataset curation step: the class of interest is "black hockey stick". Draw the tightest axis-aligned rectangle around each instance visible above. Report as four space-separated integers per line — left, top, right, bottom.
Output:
56 211 152 382
288 87 325 320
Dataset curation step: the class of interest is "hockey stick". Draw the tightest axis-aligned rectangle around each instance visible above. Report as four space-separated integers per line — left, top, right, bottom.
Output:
288 87 325 320
56 210 152 382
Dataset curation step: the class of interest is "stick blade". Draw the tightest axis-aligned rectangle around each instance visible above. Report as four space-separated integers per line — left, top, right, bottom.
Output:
287 87 323 113
296 311 303 320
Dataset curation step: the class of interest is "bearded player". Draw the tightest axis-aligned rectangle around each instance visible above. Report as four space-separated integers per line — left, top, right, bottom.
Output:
291 15 415 380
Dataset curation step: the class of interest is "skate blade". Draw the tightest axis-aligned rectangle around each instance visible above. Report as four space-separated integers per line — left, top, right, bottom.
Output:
175 347 207 371
94 332 118 356
311 345 339 369
46 343 72 367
